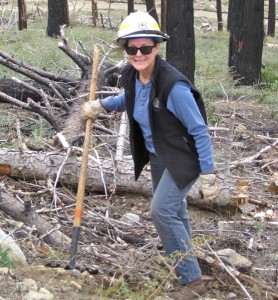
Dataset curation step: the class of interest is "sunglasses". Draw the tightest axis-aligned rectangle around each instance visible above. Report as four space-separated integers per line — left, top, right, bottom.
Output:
125 45 156 55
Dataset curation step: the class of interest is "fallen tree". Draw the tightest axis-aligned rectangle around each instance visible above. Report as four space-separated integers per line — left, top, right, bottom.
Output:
0 32 121 139
0 147 232 206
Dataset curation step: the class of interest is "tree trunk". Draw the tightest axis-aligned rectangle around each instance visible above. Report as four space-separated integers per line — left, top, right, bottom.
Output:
47 0 70 37
145 0 159 24
92 0 98 27
18 0 27 30
0 149 232 208
166 0 195 82
216 0 223 31
267 0 276 37
228 0 264 86
127 0 134 14
160 0 167 33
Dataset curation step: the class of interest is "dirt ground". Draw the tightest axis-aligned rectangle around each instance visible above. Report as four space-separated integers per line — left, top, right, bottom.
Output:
0 100 277 299
0 188 277 300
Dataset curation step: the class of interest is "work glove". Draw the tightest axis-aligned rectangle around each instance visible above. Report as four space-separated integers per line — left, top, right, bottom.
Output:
199 174 220 203
82 99 107 122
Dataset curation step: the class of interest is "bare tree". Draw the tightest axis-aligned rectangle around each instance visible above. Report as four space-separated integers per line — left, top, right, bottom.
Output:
92 0 98 27
160 0 167 33
267 0 276 37
166 0 195 82
127 0 134 14
228 0 264 85
18 0 27 30
145 0 159 24
47 0 70 37
216 0 223 31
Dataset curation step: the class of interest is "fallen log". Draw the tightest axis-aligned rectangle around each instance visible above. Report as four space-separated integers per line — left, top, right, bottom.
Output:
0 188 71 249
0 148 232 207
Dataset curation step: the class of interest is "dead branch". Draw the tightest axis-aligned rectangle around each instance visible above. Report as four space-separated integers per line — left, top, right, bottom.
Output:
0 187 70 248
0 52 71 99
205 242 253 300
58 41 90 77
0 50 72 84
197 243 277 297
115 112 128 162
95 226 148 246
12 77 68 110
230 139 278 169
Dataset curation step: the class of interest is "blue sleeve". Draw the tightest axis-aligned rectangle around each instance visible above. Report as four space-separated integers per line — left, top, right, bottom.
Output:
167 81 215 174
99 92 126 112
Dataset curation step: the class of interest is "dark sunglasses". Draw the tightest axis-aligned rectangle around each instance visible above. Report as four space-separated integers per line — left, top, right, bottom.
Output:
125 45 156 55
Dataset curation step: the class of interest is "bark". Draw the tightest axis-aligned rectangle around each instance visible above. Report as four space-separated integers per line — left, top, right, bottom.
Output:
160 0 167 33
228 0 264 85
267 0 276 37
18 0 27 30
0 189 71 248
216 0 223 31
127 0 134 14
92 0 98 27
145 0 159 24
166 0 195 82
47 0 70 37
0 148 232 208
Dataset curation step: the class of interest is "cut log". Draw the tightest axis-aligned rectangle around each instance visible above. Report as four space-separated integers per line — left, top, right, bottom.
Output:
0 148 232 207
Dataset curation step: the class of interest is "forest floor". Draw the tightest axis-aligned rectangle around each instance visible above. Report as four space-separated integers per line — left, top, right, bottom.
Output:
0 100 277 300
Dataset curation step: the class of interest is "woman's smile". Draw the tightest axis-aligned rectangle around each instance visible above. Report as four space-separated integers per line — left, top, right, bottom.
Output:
127 38 159 83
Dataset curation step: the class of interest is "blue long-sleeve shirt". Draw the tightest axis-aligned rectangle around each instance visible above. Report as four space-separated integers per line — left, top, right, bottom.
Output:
100 79 214 174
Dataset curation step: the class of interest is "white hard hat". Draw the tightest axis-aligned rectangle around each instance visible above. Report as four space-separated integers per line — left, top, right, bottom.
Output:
117 11 169 45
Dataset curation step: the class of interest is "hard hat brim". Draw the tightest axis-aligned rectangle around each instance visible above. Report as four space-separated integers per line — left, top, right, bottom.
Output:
116 30 169 46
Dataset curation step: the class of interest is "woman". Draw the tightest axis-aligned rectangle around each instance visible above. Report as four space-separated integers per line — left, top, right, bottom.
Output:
83 11 220 300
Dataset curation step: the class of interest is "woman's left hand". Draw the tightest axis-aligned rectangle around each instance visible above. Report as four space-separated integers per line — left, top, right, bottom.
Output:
199 174 220 202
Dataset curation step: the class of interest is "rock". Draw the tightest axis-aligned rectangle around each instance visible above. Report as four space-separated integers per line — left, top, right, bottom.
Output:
226 292 237 299
216 248 252 271
21 278 38 292
120 212 140 224
70 268 82 278
22 288 54 300
81 270 90 278
0 267 15 277
55 267 68 275
0 228 27 266
217 221 233 230
69 280 82 290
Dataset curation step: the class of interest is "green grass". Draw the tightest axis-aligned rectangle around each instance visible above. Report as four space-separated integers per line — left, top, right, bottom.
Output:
1 9 277 107
0 245 15 269
195 29 278 113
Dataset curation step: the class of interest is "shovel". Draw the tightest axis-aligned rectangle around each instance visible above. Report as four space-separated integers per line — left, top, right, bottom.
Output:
69 44 101 269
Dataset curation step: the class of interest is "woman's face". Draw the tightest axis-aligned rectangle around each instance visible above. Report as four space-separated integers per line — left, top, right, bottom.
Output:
126 38 160 75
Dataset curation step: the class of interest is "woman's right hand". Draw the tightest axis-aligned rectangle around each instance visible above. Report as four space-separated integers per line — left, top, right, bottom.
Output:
82 99 107 121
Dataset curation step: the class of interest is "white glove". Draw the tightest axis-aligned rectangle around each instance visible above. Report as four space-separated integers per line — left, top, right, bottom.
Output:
82 99 107 122
199 174 220 203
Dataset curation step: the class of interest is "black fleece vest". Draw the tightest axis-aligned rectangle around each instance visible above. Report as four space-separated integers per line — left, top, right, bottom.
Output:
120 55 207 189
